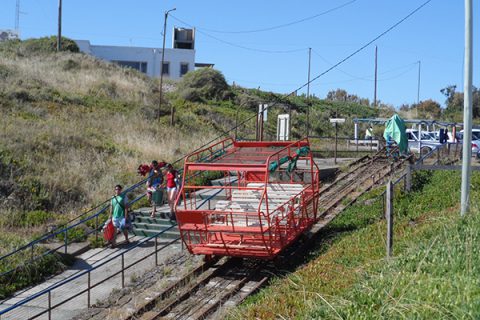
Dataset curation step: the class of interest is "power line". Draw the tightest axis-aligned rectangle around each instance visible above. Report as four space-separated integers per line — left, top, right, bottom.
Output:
183 0 433 152
190 0 358 34
312 48 419 82
294 0 433 95
170 15 307 54
313 64 418 86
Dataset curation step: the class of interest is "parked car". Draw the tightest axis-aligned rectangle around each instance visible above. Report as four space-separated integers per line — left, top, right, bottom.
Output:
458 129 480 154
406 129 442 154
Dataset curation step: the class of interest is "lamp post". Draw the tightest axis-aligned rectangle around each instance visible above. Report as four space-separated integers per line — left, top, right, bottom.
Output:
159 8 176 123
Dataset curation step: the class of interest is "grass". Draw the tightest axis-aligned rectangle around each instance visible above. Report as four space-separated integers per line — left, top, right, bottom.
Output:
0 38 442 303
0 231 73 299
228 170 480 319
0 45 222 297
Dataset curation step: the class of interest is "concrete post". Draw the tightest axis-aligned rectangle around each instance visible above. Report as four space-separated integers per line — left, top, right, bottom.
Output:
405 163 412 192
386 180 393 257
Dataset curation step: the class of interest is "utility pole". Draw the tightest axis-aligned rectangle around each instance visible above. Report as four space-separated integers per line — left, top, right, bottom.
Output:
416 60 421 117
306 47 311 137
159 8 176 124
373 45 378 107
461 0 473 216
57 0 62 52
307 47 311 98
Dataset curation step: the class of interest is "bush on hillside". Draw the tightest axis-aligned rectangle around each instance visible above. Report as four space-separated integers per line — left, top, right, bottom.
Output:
234 92 262 110
0 36 79 56
176 68 229 102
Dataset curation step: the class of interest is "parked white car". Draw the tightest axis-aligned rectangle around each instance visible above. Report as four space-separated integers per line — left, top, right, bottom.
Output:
406 129 442 154
459 129 480 154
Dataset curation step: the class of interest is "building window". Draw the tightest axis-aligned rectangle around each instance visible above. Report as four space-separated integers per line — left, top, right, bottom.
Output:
162 62 170 75
180 63 189 77
113 60 147 74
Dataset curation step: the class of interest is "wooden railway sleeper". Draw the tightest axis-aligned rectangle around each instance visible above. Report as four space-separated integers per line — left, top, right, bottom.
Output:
188 267 265 320
142 258 242 319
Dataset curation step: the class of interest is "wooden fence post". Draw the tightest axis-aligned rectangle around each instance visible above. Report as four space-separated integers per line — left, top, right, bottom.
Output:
386 180 393 258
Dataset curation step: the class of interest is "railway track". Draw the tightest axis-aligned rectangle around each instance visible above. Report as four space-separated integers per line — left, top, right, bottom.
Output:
102 153 408 320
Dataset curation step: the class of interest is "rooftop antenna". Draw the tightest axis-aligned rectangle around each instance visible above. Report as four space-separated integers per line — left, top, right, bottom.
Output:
15 0 20 32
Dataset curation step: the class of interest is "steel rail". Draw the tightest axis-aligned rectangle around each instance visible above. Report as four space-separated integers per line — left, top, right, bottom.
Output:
118 155 409 320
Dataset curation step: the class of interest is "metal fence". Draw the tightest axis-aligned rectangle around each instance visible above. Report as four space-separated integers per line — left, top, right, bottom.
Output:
0 144 232 286
308 135 380 159
0 227 179 320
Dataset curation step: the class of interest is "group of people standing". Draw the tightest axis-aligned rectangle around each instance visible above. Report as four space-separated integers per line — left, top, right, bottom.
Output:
146 160 180 220
107 160 180 247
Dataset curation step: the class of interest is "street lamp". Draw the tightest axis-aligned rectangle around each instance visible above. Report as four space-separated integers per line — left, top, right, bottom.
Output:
159 7 176 123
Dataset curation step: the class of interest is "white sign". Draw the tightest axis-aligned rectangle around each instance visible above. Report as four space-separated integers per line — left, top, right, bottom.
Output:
277 114 290 141
329 118 345 124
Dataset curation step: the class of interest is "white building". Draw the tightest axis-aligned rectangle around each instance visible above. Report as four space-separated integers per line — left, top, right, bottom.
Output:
74 28 210 80
0 29 19 42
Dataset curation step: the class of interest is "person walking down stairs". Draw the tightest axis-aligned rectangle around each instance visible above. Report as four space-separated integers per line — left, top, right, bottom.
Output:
146 160 164 218
109 184 130 247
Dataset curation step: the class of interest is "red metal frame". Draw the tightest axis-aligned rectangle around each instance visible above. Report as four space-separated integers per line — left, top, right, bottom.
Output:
175 138 320 259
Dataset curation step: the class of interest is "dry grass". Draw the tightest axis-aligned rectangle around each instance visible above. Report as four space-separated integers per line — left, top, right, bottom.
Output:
0 50 218 230
0 53 158 104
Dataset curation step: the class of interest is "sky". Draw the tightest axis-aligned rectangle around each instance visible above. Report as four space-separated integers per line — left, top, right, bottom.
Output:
0 0 478 108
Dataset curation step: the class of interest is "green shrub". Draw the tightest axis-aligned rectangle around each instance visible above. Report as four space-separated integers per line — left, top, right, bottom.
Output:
23 210 54 227
61 58 80 71
234 92 262 110
22 36 79 53
18 178 51 211
0 37 79 56
176 68 229 102
0 250 71 299
56 225 88 243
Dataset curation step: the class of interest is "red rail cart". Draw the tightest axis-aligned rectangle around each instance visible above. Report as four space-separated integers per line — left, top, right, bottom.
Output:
175 138 320 259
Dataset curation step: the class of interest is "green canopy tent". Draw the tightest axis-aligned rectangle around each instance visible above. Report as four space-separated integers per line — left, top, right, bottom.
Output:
383 114 408 154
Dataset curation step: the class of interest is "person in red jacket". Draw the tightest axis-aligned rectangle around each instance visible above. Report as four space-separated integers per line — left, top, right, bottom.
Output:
165 164 180 221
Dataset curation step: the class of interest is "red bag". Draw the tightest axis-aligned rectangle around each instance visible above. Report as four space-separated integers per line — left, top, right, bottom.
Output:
103 220 115 242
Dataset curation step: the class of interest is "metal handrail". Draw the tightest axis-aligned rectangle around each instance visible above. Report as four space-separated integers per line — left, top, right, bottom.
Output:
0 143 233 279
0 225 179 317
0 172 231 318
0 177 148 263
415 142 458 165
